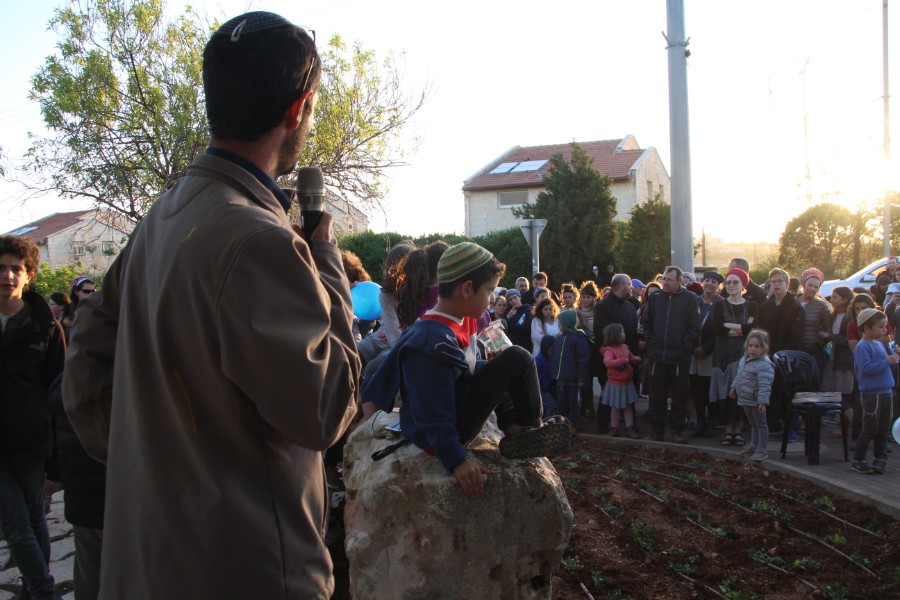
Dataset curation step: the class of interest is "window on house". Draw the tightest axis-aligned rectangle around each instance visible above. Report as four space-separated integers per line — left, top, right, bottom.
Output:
658 184 664 200
101 241 114 253
498 191 528 208
647 181 653 199
71 243 85 256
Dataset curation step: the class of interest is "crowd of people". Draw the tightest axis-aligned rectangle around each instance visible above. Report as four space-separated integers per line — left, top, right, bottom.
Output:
465 259 897 474
1 8 897 599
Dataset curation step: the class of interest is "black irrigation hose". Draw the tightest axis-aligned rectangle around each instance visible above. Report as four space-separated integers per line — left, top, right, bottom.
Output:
769 487 886 539
675 571 729 600
577 581 595 600
784 523 880 578
569 447 887 589
748 556 818 591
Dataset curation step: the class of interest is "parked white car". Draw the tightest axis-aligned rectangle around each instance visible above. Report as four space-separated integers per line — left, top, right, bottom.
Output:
819 259 888 298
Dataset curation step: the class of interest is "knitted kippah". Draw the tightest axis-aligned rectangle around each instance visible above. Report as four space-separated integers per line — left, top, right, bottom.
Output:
437 242 494 283
857 307 882 328
214 11 294 41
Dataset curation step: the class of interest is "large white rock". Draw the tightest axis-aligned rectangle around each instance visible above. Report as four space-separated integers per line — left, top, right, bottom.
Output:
343 411 573 600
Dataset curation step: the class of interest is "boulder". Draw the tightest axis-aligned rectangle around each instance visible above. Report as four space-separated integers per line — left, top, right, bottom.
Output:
343 411 573 600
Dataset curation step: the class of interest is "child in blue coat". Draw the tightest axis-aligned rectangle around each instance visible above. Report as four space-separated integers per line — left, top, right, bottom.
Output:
551 310 591 429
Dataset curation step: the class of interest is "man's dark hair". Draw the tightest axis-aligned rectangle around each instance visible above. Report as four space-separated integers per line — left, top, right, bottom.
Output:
664 265 684 280
730 257 750 271
0 235 41 277
203 20 320 141
533 271 547 282
439 258 506 298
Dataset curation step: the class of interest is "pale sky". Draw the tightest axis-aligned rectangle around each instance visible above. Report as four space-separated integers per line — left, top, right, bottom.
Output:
1 0 897 245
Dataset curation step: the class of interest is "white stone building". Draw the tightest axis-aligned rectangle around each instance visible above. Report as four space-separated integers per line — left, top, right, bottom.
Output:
462 136 670 237
5 209 135 274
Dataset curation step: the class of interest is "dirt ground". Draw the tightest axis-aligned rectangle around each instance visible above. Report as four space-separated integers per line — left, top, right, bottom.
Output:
549 438 900 600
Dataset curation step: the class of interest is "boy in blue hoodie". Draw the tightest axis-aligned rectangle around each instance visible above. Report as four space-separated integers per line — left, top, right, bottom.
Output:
363 243 575 497
852 308 899 474
551 310 591 428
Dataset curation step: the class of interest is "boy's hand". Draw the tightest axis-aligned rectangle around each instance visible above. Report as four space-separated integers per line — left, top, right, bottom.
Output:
633 355 642 363
889 354 900 365
453 458 491 498
728 389 736 399
757 404 767 414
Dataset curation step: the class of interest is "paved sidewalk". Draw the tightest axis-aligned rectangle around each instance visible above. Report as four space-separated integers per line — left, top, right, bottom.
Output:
580 396 900 520
0 491 74 600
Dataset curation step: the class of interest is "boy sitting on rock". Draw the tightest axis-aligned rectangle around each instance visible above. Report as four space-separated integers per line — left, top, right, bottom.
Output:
362 242 575 497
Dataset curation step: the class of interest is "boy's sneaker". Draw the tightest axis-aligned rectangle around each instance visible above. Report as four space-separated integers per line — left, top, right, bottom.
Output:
750 451 768 461
499 418 576 459
872 459 887 474
851 460 874 474
738 446 756 457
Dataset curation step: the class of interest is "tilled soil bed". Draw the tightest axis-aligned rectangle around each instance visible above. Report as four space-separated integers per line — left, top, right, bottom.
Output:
549 438 900 600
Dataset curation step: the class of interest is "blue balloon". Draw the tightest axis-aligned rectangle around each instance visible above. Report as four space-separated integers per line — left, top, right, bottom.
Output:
350 281 382 320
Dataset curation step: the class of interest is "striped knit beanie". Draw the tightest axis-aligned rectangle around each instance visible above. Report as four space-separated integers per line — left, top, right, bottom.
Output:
436 242 494 283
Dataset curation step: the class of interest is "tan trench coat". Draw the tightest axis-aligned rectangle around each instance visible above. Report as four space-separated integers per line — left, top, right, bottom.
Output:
62 154 360 599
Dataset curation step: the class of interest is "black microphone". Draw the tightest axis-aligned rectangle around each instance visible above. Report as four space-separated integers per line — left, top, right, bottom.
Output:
296 166 325 239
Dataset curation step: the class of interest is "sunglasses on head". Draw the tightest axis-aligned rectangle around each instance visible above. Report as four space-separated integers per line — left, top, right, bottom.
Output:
79 288 95 294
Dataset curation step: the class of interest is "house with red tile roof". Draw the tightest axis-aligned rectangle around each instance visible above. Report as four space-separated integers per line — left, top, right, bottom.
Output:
461 135 669 237
4 209 135 274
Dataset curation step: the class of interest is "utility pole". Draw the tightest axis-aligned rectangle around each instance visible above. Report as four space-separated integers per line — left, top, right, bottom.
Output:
664 0 694 272
884 0 891 256
518 219 547 275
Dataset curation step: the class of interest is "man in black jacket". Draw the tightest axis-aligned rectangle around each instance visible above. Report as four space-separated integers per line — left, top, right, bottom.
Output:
593 274 640 432
0 235 65 600
641 266 701 443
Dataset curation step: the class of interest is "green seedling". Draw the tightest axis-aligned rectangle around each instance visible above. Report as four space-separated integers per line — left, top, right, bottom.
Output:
607 590 635 600
664 548 700 576
563 478 580 491
747 548 784 566
792 557 822 573
562 555 582 571
718 576 757 600
823 582 849 600
591 570 605 588
850 550 872 568
627 519 655 552
878 567 900 592
602 502 623 518
674 470 699 484
560 460 579 470
823 533 846 546
813 496 836 512
590 487 607 498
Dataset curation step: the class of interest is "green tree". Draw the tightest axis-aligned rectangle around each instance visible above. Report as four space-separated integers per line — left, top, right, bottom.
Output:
472 227 531 289
27 0 207 221
337 230 410 285
32 262 90 299
23 0 428 222
513 143 617 284
778 202 861 278
617 193 671 283
301 35 429 210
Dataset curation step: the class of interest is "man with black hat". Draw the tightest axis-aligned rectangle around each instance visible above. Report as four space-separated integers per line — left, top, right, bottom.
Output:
63 12 359 598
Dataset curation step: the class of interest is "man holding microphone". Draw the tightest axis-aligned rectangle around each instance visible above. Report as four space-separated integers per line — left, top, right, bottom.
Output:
63 11 359 599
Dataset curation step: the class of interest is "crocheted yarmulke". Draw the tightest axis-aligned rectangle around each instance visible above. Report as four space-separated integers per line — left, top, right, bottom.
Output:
214 11 293 40
437 242 494 284
857 307 882 328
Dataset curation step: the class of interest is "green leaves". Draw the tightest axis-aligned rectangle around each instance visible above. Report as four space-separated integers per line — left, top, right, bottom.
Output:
26 1 427 224
512 143 618 285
